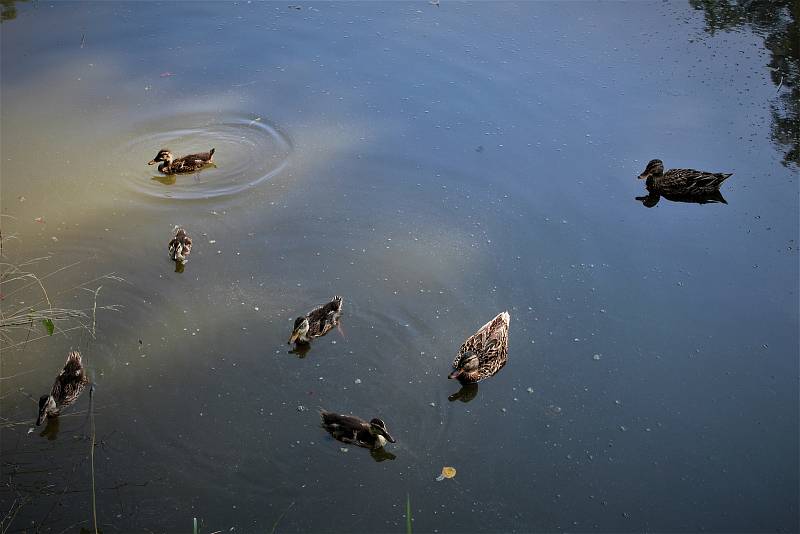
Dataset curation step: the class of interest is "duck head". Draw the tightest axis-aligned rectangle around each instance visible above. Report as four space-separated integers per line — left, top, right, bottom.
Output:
368 418 396 445
148 149 174 167
288 317 310 344
638 159 664 180
448 352 479 380
37 394 56 426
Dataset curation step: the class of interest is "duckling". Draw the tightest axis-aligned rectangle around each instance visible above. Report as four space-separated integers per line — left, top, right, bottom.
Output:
320 411 396 449
148 148 215 174
288 296 343 346
449 311 510 383
638 159 732 198
168 226 192 264
37 351 89 426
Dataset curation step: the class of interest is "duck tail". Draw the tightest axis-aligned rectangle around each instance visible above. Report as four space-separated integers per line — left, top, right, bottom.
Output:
66 350 83 366
64 351 84 375
714 172 733 187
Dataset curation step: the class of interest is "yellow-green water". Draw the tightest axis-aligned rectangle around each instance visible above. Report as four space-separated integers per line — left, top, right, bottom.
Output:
1 2 798 532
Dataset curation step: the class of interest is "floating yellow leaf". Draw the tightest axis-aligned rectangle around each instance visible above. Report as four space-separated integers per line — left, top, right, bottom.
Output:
436 466 457 481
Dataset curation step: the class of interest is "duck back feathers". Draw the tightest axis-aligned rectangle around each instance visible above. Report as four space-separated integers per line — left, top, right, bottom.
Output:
451 311 510 383
305 296 343 337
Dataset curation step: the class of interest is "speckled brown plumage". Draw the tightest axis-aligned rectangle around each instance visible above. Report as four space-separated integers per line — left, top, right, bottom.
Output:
168 227 192 263
148 148 215 174
306 296 343 337
638 159 732 198
37 351 89 425
288 296 343 345
449 311 510 383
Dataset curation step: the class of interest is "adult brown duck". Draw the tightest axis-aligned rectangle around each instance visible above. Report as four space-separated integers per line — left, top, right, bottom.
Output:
37 351 90 426
288 296 343 346
638 159 732 199
449 311 510 383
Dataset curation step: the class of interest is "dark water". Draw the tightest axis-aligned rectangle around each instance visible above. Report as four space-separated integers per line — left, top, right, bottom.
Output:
1 2 798 532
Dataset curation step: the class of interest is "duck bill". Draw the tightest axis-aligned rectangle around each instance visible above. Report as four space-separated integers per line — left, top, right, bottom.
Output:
148 160 157 165
382 431 396 443
36 410 47 426
448 369 463 380
637 174 647 180
288 331 300 345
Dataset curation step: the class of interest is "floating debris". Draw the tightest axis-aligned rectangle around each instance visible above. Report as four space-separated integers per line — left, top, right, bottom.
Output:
436 466 456 481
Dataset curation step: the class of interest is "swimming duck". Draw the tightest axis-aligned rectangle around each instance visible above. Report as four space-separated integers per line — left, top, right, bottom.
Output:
148 148 215 174
37 351 90 426
449 311 510 383
288 296 343 345
638 159 732 198
168 227 192 264
320 411 396 449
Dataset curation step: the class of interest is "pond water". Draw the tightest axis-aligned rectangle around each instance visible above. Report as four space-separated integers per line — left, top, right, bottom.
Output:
1 2 798 532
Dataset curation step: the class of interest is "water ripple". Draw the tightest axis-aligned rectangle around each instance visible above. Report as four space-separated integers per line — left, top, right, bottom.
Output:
118 112 292 200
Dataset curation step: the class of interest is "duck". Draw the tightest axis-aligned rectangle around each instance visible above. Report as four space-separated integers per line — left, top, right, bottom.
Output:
638 159 732 198
288 296 343 346
449 311 510 383
320 411 396 449
148 148 215 174
168 226 192 264
37 351 90 426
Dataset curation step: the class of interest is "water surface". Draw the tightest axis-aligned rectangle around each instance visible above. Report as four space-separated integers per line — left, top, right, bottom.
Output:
1 2 798 532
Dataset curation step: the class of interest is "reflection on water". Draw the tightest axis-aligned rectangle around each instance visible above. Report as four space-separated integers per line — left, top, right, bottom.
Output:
151 173 176 186
447 382 479 403
288 344 311 359
0 0 27 22
369 448 397 463
690 0 800 168
39 416 60 441
636 190 728 207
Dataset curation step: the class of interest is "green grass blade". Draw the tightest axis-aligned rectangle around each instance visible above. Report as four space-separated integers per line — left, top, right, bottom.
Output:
42 318 54 335
405 493 412 534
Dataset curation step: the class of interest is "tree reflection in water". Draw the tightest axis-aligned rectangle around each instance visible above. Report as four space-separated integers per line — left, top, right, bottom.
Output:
690 0 799 168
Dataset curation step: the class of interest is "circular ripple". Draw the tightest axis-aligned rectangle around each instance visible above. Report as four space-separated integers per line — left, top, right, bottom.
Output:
119 113 292 200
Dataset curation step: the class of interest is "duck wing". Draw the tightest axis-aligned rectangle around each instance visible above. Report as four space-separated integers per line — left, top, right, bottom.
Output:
51 351 89 409
305 296 343 337
660 169 732 194
453 311 510 379
320 411 367 437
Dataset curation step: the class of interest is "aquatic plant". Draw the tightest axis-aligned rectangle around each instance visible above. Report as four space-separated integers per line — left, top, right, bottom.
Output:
0 251 122 349
406 494 413 534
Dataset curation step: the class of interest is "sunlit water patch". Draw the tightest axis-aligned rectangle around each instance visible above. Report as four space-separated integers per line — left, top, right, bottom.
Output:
117 113 292 200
